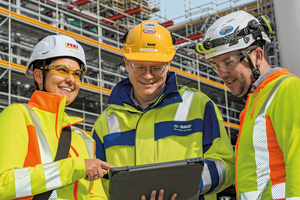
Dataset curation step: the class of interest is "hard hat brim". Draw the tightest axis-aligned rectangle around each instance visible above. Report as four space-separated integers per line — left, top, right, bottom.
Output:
123 51 175 62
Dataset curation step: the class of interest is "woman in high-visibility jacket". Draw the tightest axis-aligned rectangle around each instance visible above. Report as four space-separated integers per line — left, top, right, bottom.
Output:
0 35 112 200
92 20 235 200
196 11 300 199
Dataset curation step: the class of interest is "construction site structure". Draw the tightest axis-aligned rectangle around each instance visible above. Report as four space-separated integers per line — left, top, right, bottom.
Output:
0 0 278 198
0 0 276 170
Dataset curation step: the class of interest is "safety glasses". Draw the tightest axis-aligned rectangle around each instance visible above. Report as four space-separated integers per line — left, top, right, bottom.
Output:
41 64 84 82
211 47 257 74
129 61 167 76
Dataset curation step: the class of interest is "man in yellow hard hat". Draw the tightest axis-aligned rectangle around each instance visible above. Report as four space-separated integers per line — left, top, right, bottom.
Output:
92 20 235 200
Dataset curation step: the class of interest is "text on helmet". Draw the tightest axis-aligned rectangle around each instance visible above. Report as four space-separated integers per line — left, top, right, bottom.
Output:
143 28 156 34
65 43 79 50
143 22 157 27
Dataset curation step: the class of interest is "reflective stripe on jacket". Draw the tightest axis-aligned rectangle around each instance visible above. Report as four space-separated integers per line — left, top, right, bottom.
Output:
92 72 235 200
0 90 107 200
235 69 300 199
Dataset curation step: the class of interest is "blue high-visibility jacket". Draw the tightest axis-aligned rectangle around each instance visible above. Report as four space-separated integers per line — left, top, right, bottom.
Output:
92 72 234 200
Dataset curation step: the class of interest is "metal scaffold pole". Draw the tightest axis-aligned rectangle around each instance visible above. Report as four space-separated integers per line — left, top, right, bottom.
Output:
97 0 104 113
8 0 11 106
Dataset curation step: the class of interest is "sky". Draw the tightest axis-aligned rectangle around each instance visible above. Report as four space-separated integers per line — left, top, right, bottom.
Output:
159 0 254 24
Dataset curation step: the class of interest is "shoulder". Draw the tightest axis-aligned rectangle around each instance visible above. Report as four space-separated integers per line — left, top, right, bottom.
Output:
178 86 215 113
179 86 211 103
93 107 111 126
0 103 31 128
276 75 300 94
280 74 300 84
268 75 300 112
0 103 28 117
71 126 94 140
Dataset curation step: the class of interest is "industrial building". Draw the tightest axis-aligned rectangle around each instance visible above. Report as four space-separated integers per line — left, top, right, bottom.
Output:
0 0 278 198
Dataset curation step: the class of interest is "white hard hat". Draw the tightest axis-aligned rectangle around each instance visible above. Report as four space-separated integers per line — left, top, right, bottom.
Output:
26 35 87 78
196 11 272 59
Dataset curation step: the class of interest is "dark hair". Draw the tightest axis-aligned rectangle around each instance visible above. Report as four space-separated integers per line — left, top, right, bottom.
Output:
32 57 83 90
32 58 54 90
244 44 268 63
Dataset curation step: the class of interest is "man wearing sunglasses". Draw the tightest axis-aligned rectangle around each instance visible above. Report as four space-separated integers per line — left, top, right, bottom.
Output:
196 11 300 199
0 35 112 199
92 20 235 200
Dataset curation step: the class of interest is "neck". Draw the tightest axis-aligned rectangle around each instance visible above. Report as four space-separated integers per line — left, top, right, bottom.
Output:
259 62 272 75
133 93 156 109
240 62 271 100
133 86 164 109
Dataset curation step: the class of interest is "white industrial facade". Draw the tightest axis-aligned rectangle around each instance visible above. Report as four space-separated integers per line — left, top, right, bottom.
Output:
0 0 277 158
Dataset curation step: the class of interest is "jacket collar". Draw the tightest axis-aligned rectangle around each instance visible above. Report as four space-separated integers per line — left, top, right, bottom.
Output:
27 90 84 127
252 68 291 94
107 71 181 108
28 90 66 113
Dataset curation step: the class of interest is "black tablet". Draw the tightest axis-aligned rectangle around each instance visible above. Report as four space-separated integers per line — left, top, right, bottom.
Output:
109 157 204 200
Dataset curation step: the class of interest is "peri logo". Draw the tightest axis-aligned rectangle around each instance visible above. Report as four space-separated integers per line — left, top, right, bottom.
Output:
220 26 233 35
65 43 79 50
143 28 156 34
143 22 157 27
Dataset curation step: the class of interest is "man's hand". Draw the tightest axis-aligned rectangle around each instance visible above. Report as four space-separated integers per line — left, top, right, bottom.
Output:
84 159 114 181
141 189 177 200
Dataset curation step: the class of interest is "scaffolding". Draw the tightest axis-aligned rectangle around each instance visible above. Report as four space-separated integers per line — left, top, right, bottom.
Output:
0 0 277 151
169 0 278 66
0 0 279 197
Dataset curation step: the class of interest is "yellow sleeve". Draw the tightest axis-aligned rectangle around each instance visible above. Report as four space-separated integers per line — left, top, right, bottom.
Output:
270 76 300 198
0 105 87 199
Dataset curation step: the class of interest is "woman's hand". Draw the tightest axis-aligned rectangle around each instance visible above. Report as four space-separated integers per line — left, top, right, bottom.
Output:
84 159 114 181
141 189 177 200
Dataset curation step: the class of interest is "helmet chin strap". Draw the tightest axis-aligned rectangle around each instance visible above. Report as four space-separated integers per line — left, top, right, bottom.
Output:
41 60 47 92
239 49 260 100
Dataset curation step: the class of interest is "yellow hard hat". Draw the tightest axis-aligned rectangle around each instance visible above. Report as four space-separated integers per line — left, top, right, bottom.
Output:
122 20 176 62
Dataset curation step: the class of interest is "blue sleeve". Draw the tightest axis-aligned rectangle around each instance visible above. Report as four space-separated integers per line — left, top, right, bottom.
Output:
200 100 235 195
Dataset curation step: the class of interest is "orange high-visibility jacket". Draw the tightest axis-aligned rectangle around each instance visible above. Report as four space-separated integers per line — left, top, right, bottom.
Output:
0 90 107 200
235 68 300 199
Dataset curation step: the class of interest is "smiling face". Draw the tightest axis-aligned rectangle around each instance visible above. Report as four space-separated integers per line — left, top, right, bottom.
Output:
33 58 81 105
213 50 254 98
125 58 170 106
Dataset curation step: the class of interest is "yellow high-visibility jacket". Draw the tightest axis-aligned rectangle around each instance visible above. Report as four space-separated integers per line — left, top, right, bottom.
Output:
235 68 300 199
0 90 107 200
92 72 235 200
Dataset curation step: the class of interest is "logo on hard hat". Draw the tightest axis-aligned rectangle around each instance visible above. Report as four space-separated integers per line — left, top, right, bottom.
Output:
143 28 156 34
65 43 79 50
143 22 157 27
220 26 233 35
143 43 156 46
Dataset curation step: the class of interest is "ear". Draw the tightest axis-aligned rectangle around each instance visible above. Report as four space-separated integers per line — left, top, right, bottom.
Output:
124 57 130 73
165 61 171 71
255 48 264 67
33 68 43 89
